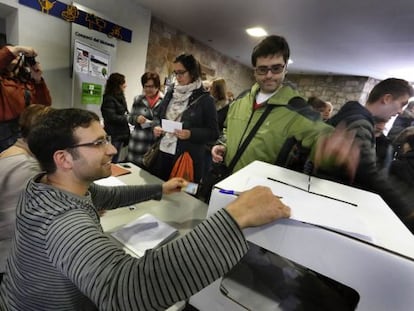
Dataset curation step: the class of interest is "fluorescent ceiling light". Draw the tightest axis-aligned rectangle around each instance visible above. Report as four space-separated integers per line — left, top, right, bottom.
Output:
288 59 294 64
246 27 268 37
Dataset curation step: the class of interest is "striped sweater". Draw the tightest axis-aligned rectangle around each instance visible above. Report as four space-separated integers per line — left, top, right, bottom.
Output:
0 174 248 310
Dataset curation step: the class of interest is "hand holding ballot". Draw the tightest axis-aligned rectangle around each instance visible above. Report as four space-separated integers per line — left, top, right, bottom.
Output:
225 186 290 229
162 177 187 194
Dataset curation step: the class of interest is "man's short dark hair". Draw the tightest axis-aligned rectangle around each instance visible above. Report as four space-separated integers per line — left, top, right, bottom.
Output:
367 78 414 103
251 35 290 67
28 108 100 173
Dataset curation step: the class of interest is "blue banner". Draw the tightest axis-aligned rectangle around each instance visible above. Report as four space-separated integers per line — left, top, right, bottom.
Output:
19 0 132 43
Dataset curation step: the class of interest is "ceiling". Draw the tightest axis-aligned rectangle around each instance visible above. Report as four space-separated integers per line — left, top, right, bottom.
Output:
132 0 414 82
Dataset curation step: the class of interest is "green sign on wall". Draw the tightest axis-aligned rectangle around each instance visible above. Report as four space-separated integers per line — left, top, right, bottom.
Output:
81 82 102 105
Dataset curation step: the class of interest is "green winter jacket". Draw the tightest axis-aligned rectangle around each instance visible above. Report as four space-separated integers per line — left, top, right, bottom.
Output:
223 82 332 173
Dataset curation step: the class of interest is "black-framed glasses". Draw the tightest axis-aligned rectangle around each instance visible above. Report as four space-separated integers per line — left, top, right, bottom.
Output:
67 136 112 149
255 64 286 75
173 70 188 77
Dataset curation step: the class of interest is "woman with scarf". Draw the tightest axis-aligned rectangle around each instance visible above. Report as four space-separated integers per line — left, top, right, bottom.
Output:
151 54 219 182
101 73 130 163
127 72 163 167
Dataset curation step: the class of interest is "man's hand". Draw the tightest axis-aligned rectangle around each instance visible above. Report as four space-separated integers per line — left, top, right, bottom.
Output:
225 186 290 229
162 177 187 194
314 123 360 181
211 145 226 163
8 45 37 58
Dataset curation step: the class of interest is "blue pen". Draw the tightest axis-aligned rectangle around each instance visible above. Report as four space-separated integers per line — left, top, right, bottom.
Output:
218 189 241 196
219 187 283 199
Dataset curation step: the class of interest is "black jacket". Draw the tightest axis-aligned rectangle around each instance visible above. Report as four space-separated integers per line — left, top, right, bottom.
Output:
101 93 130 144
327 101 413 230
155 86 219 182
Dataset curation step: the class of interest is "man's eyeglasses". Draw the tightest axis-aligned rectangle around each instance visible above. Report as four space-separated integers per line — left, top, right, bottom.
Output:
255 64 286 75
173 70 188 77
67 136 112 149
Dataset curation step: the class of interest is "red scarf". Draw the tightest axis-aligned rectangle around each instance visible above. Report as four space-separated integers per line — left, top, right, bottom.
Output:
146 93 160 108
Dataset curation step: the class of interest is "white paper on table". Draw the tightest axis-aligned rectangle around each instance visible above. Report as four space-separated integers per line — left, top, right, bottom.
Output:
111 213 178 257
246 177 374 242
94 176 126 186
162 119 182 133
94 177 137 210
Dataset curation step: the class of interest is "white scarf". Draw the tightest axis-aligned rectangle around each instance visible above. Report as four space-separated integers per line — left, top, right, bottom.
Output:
161 79 202 155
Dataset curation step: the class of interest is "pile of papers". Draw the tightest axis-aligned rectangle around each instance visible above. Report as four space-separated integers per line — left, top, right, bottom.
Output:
111 213 178 257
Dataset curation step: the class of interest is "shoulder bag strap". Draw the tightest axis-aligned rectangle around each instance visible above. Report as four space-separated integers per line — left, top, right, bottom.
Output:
227 104 275 171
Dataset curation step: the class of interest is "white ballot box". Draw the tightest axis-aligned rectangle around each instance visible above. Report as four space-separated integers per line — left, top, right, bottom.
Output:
190 161 414 311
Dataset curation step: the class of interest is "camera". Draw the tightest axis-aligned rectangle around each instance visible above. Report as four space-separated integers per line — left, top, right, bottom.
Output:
24 56 36 67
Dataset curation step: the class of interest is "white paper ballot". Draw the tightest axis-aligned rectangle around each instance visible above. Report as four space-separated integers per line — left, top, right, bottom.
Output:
162 119 182 133
245 177 373 242
111 213 178 257
94 176 126 186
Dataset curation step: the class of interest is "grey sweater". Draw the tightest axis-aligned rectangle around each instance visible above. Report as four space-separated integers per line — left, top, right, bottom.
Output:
0 174 248 310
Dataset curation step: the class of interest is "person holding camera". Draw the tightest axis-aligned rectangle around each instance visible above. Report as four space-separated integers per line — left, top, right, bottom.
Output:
0 45 52 152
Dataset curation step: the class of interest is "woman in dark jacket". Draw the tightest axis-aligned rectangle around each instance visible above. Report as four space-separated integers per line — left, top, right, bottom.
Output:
151 54 219 182
389 129 414 188
101 73 130 163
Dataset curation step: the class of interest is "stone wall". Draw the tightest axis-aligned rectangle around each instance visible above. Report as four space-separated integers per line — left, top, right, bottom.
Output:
145 17 382 111
288 75 381 113
145 17 255 97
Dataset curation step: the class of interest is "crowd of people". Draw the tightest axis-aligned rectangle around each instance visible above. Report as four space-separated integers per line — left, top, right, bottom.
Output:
0 33 414 310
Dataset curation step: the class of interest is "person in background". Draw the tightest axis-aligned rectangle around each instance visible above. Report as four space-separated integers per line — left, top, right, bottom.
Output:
387 101 414 143
323 101 333 120
0 45 52 152
327 78 414 231
210 77 230 133
204 78 230 181
226 91 235 102
202 79 211 92
0 104 53 283
101 72 130 163
374 118 393 173
308 96 332 121
210 78 229 111
0 108 290 310
152 54 219 182
127 72 163 167
211 35 356 177
389 127 414 188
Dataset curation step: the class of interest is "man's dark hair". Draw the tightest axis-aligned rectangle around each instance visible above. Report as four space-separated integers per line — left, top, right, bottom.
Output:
251 35 290 67
28 108 100 173
367 78 414 103
174 54 201 82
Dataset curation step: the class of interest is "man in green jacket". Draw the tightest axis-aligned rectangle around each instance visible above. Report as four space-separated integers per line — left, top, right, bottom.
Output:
212 35 340 174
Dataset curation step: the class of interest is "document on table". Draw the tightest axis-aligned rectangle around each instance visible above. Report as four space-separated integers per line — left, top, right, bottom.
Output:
246 177 373 242
162 119 182 133
94 176 126 186
93 176 137 210
111 213 178 257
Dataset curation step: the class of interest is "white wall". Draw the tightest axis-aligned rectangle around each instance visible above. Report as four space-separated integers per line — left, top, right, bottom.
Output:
1 0 152 109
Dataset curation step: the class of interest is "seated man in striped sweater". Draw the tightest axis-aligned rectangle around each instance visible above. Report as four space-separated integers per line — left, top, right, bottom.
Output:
0 108 290 311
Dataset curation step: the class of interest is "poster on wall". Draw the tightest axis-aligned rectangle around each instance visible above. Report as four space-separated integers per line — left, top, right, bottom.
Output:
72 40 110 116
70 3 117 118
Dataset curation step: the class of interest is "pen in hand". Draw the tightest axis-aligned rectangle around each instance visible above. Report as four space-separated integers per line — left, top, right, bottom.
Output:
218 188 283 199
